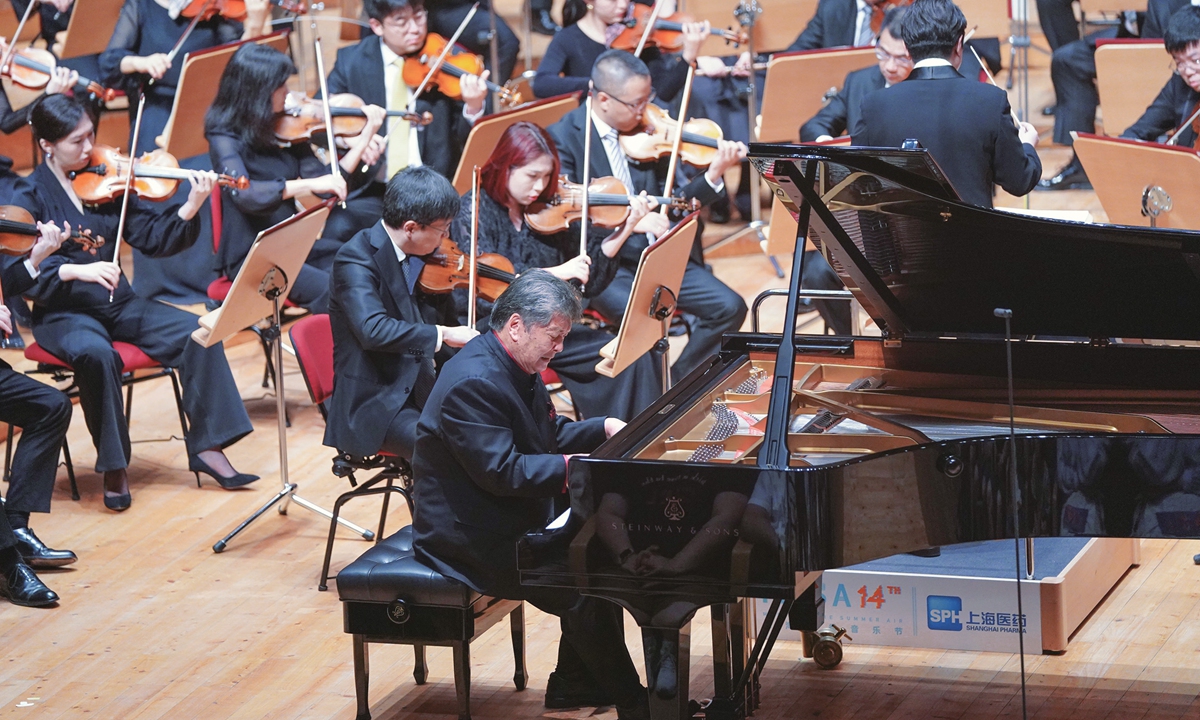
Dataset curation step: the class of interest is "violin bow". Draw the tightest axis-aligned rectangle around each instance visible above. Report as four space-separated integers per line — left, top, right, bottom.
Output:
633 0 667 56
313 36 345 207
410 2 479 110
468 165 480 328
660 64 695 216
1166 103 1200 145
110 92 148 303
1 0 37 75
164 0 216 66
580 91 595 263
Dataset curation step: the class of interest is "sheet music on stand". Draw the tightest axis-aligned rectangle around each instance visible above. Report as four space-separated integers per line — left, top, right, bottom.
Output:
595 215 699 388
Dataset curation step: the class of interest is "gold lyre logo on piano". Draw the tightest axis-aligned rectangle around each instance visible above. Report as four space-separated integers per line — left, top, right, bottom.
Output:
664 496 686 521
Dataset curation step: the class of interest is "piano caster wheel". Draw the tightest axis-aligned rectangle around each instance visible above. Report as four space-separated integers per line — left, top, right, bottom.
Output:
811 625 851 669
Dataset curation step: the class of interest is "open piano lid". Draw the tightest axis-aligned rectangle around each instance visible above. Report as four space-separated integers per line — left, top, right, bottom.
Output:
752 143 1200 342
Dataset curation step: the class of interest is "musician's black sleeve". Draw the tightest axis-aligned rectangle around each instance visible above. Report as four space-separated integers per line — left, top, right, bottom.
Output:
98 0 142 91
991 97 1042 199
800 86 849 142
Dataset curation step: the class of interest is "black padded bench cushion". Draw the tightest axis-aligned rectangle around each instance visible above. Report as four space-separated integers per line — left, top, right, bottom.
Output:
337 526 481 607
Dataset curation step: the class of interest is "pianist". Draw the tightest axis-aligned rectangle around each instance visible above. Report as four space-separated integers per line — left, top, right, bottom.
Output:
411 272 650 719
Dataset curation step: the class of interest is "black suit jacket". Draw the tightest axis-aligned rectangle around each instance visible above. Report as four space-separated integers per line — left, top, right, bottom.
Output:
800 65 885 141
412 331 608 597
548 104 722 265
787 0 857 52
1121 74 1200 148
326 34 473 180
324 221 454 458
0 256 38 373
853 65 1042 208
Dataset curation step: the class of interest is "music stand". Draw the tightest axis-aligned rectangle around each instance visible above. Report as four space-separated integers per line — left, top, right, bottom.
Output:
450 92 580 193
193 201 374 553
1072 132 1200 230
595 215 699 391
159 31 291 158
58 0 123 59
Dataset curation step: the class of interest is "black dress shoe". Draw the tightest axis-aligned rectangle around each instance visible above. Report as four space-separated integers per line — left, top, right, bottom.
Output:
708 201 731 225
190 454 260 489
532 9 560 35
1036 157 1091 191
104 492 131 512
0 562 59 607
13 528 77 568
544 670 614 709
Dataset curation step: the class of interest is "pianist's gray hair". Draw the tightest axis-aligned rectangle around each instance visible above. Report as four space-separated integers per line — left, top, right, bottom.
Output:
488 270 582 332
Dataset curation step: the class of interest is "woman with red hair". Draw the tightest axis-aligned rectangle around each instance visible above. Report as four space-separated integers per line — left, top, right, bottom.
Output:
450 121 661 421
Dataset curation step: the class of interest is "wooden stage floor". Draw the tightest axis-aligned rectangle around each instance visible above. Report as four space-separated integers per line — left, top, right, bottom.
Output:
3 37 1200 720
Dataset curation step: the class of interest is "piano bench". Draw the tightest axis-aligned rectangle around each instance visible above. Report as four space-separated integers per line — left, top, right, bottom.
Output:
337 526 528 720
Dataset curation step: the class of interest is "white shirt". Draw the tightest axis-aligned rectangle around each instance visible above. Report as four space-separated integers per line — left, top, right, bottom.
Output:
383 222 444 352
589 111 725 195
913 58 954 69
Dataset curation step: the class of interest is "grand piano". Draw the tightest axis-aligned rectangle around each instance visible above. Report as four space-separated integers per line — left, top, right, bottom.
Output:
517 144 1200 720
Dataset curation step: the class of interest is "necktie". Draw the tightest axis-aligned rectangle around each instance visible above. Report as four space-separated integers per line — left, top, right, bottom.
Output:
604 128 635 191
399 255 436 407
387 57 412 180
400 255 424 296
855 6 875 47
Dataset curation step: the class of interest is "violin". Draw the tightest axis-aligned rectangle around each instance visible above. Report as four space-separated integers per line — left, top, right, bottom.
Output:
1166 100 1200 146
70 145 249 205
0 206 104 256
525 175 694 234
418 236 516 303
618 104 723 167
175 0 307 21
2 47 116 103
401 33 522 108
611 3 748 52
274 92 433 144
868 0 915 36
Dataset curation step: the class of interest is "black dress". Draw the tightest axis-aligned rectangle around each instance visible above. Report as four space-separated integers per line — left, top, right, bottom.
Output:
531 22 689 102
451 189 662 421
12 163 253 473
207 129 371 313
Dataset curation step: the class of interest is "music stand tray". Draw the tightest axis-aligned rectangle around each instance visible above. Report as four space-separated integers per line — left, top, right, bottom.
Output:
596 215 699 389
195 201 375 553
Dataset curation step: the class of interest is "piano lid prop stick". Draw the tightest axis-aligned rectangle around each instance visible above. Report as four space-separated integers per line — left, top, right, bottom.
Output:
659 64 695 216
634 0 668 57
995 306 1030 720
468 165 480 329
110 92 148 303
312 37 345 208
579 91 595 262
410 3 479 111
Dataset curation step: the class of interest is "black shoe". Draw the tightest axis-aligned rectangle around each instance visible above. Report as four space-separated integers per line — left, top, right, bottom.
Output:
104 492 131 512
544 670 614 709
190 454 260 489
708 201 731 225
1036 156 1091 191
13 528 77 568
616 691 651 720
532 9 560 35
0 562 59 607
1042 104 1056 116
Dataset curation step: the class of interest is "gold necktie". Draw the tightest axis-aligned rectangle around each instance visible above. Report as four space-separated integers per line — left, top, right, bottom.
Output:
387 57 412 180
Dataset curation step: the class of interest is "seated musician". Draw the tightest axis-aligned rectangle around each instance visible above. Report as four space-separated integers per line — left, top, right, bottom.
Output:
532 0 707 103
412 272 649 718
324 166 477 461
325 0 488 186
452 121 661 420
1120 5 1200 148
549 50 748 380
852 0 1041 209
423 0 520 83
206 43 386 314
0 239 77 607
799 7 911 142
100 0 271 156
15 94 258 511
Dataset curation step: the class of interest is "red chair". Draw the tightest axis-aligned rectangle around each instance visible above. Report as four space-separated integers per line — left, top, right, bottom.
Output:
288 313 413 591
4 341 189 501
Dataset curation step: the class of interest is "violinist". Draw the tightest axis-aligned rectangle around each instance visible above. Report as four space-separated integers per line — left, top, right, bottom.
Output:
452 121 661 421
423 0 519 83
532 0 705 102
852 0 1040 209
13 94 257 511
206 43 386 314
549 50 747 380
1119 6 1200 149
99 0 271 155
325 166 476 461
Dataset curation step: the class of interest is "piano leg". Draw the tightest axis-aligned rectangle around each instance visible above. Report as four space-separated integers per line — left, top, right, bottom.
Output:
644 623 692 720
710 605 733 698
729 600 752 715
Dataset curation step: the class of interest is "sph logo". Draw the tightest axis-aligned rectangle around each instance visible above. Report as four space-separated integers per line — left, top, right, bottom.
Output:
927 595 963 631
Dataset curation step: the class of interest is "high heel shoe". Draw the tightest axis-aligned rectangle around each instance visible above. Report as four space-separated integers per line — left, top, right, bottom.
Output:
189 454 260 489
104 492 131 512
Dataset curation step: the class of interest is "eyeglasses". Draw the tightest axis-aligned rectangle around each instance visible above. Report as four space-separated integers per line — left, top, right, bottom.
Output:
423 221 451 238
875 47 913 67
383 9 427 29
603 89 656 114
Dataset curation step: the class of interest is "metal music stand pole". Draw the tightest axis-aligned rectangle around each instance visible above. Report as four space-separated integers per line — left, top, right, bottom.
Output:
213 269 373 553
649 286 676 394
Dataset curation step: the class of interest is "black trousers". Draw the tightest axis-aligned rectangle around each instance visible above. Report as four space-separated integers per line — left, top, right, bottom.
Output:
589 262 747 381
801 250 851 336
427 1 520 83
1050 29 1116 145
1038 0 1081 51
549 324 662 421
0 366 71 514
32 294 253 472
380 401 422 461
0 510 13 552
